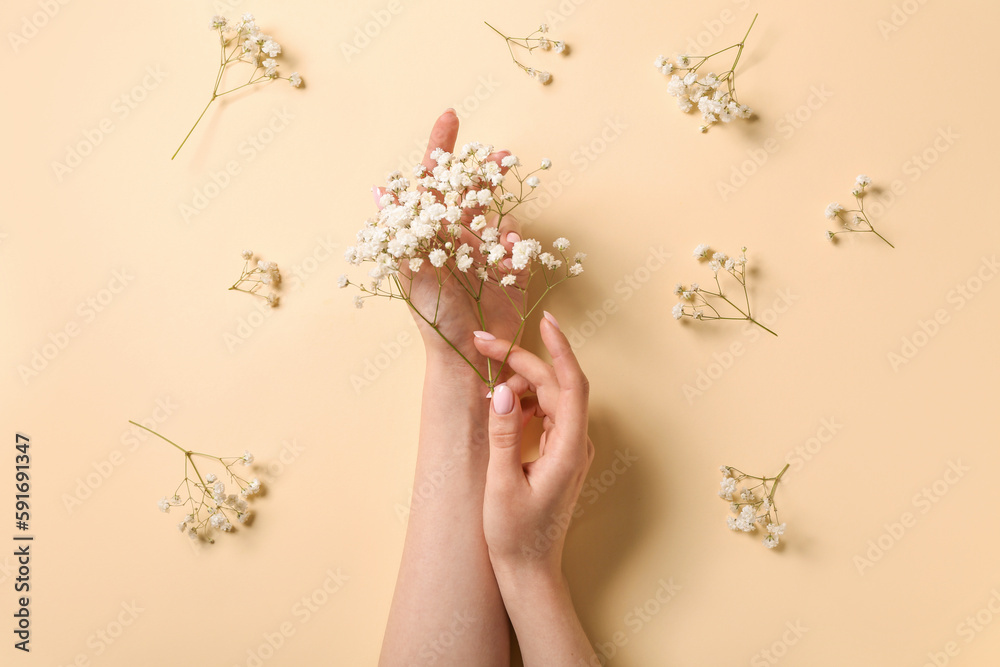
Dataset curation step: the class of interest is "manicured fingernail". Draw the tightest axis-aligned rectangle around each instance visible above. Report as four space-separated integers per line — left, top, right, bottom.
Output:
502 258 513 270
506 232 521 244
543 310 560 330
372 186 381 206
473 330 495 340
443 108 456 116
492 384 514 415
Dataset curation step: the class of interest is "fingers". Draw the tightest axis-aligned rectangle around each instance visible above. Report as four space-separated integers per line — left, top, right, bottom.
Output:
487 384 527 490
539 312 589 417
420 109 459 176
472 333 557 391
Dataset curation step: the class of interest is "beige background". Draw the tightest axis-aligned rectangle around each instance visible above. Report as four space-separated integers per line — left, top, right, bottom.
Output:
2 0 998 664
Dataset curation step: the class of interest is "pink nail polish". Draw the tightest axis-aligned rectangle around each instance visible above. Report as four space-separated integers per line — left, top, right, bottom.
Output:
473 330 496 340
543 310 560 330
443 108 456 116
492 384 514 415
372 187 381 207
506 232 521 244
502 258 513 270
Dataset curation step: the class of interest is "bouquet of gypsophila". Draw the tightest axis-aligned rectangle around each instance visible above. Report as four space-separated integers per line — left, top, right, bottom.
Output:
341 144 585 389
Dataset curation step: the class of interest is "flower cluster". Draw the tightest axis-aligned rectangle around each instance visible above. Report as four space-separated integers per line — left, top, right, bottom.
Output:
173 13 303 159
654 14 757 132
230 250 281 307
719 464 789 549
824 175 894 248
486 21 567 85
340 145 584 388
134 421 263 543
673 245 777 336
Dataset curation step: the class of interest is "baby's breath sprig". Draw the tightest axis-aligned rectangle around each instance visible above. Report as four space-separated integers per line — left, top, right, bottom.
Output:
824 175 894 248
673 245 777 336
654 13 758 132
340 147 585 389
172 13 303 159
230 250 280 307
485 21 567 85
131 421 262 544
719 464 789 549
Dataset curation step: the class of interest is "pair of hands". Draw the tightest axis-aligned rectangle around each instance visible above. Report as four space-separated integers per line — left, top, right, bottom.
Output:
384 109 595 583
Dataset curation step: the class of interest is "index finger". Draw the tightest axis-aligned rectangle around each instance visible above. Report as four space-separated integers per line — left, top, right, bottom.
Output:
539 311 589 427
420 109 459 176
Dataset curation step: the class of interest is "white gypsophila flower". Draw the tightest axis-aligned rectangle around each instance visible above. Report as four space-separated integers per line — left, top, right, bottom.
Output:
428 249 447 268
825 202 843 219
338 274 349 288
471 215 487 231
526 176 540 188
672 303 684 319
720 466 731 477
553 41 566 54
825 231 835 241
211 15 228 30
488 244 507 265
568 263 584 277
855 174 871 187
719 477 737 500
501 155 520 168
289 72 302 87
353 296 364 309
457 254 474 272
241 249 253 260
500 274 517 286
242 450 254 466
767 523 786 536
540 158 552 169
727 516 739 531
763 535 779 548
206 473 217 483
408 257 424 273
213 482 225 496
693 244 710 259
535 71 552 85
158 497 170 513
554 237 570 251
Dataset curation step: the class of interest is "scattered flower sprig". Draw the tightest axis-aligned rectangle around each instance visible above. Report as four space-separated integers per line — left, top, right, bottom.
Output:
673 245 777 336
485 21 567 85
341 145 585 389
719 464 789 549
131 421 262 544
172 13 303 159
824 175 894 248
230 250 281 307
654 13 757 132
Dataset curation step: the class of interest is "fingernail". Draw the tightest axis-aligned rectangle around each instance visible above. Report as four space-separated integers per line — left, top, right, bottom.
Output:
506 232 521 244
492 384 514 415
443 108 456 116
543 310 560 330
372 186 381 206
473 330 495 340
502 258 513 270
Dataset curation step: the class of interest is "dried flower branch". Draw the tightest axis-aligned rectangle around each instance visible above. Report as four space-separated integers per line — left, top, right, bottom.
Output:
824 175 894 248
654 13 757 132
172 13 303 159
673 245 777 336
131 421 262 544
719 464 789 549
340 146 584 389
485 21 567 85
229 250 281 307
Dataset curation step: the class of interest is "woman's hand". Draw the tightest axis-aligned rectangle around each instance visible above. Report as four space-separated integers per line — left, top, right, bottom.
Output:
473 312 594 580
376 109 527 382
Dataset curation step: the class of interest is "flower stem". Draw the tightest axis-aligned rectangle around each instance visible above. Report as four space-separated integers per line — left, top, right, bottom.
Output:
748 318 778 337
172 95 216 160
129 420 189 455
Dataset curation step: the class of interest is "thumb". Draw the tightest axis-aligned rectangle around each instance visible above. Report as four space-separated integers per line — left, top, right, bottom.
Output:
487 384 525 486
